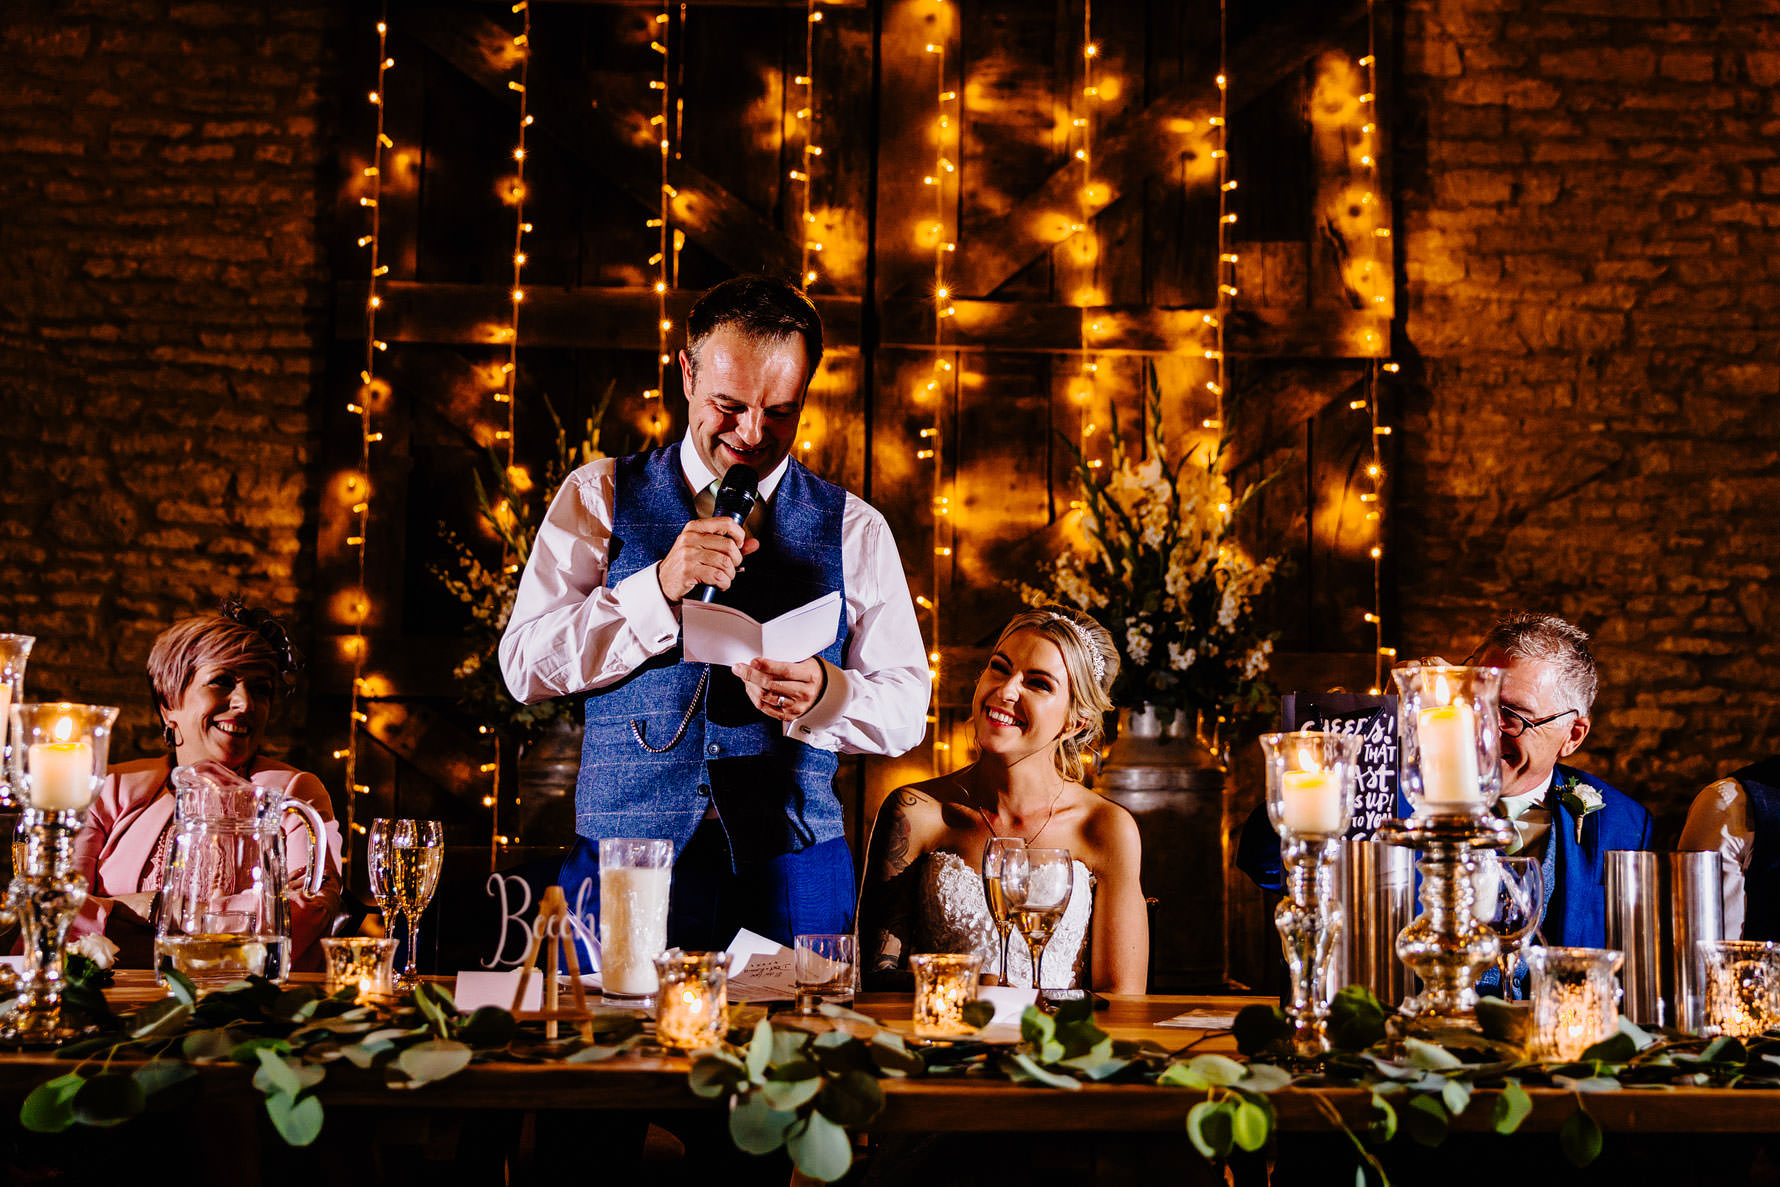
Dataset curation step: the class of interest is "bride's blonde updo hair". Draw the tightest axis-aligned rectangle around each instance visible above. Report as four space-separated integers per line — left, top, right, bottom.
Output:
989 605 1119 782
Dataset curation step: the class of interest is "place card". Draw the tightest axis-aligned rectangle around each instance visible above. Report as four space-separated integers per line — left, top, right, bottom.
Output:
1156 1008 1239 1030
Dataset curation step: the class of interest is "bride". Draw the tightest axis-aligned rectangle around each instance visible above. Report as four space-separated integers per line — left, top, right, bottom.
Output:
859 606 1148 993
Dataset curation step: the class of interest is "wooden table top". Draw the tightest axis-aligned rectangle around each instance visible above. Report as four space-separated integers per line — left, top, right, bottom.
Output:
5 973 1778 1135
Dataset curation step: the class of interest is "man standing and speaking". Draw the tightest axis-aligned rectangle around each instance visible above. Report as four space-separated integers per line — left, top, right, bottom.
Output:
500 276 929 948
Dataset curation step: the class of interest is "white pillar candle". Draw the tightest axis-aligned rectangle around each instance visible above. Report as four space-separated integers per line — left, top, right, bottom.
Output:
1418 703 1481 807
1279 770 1345 835
28 741 93 810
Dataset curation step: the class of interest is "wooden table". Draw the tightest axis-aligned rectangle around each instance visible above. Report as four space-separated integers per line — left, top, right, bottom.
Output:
5 975 1779 1137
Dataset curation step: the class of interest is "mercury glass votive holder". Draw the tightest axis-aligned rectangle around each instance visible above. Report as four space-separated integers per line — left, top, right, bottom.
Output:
1526 946 1622 1060
1700 940 1780 1038
320 937 399 1001
653 949 731 1051
911 953 981 1038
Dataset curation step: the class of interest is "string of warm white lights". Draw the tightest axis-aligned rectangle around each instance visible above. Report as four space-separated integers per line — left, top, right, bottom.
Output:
921 4 956 768
646 6 674 421
1210 0 1233 434
1356 0 1398 694
797 0 823 289
338 6 396 869
1075 1 1100 476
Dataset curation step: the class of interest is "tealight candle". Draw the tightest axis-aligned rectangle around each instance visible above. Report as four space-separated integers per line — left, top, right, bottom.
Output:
1527 947 1621 1060
1278 770 1345 835
320 937 398 1001
653 949 730 1051
911 953 981 1037
1417 703 1481 809
27 739 93 811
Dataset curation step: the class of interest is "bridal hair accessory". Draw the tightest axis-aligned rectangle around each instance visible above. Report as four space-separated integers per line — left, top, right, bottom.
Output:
1051 612 1106 689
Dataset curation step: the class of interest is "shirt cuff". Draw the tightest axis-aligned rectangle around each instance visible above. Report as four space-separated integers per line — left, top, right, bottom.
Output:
613 563 682 653
786 657 847 749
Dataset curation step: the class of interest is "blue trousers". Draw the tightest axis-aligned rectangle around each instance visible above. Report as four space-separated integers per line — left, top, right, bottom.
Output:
558 818 855 952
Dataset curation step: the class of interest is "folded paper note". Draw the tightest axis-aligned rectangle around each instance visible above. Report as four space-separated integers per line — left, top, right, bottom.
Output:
681 591 843 667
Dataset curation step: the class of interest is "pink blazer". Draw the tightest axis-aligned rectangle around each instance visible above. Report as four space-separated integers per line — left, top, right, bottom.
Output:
68 756 345 970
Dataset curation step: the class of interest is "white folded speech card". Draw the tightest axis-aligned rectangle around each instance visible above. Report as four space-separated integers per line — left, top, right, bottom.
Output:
681 590 843 667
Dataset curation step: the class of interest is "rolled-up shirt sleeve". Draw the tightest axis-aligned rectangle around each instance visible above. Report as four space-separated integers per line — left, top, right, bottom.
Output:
499 460 682 703
787 496 931 757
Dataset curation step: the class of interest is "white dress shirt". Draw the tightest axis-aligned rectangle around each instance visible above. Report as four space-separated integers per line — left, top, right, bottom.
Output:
498 439 931 757
1500 773 1554 859
1679 777 1751 939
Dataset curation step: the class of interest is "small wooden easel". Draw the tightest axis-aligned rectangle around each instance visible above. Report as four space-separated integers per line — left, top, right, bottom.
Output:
510 885 596 1040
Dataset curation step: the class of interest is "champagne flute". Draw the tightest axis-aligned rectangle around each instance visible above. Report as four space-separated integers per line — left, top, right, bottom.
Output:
1002 847 1073 996
1474 853 1545 1001
367 818 445 990
981 836 1025 984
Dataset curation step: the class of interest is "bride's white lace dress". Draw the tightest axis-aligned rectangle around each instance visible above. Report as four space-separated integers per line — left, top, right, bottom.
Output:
912 850 1092 987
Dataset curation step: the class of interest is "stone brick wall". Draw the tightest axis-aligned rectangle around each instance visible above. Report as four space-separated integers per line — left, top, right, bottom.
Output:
1397 0 1780 839
0 1 342 762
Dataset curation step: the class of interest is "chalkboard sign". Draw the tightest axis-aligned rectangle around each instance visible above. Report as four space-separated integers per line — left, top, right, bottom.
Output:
1282 693 1400 839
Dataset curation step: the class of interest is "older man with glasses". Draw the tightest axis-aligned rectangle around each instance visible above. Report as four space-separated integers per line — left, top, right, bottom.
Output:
1237 611 1652 957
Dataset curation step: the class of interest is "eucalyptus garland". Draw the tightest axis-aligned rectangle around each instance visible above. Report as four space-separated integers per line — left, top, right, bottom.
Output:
17 970 1780 1186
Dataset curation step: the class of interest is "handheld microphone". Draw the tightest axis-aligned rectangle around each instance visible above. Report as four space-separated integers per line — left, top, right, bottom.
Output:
691 463 760 603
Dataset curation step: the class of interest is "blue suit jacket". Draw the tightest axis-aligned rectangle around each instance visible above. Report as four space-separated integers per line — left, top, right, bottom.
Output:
1235 763 1652 948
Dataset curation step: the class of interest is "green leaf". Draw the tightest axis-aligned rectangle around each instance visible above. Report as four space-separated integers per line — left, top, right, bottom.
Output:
1231 1098 1270 1152
396 1039 474 1085
867 1032 924 1077
1327 986 1387 1052
1440 1078 1472 1117
563 1043 629 1064
1558 1105 1603 1168
1001 1051 1081 1091
1232 1004 1292 1056
960 999 996 1030
1020 1006 1057 1048
1401 1037 1463 1071
1475 997 1532 1047
132 1059 198 1100
688 1051 749 1099
181 1028 240 1063
1618 1016 1656 1050
1403 1093 1449 1147
1578 1033 1637 1064
761 1075 823 1112
1186 1099 1234 1160
231 1036 292 1064
745 1019 774 1083
728 1093 797 1155
1493 1078 1532 1134
1238 1063 1292 1094
253 1048 303 1097
786 1109 855 1183
159 960 198 1008
129 998 191 1039
817 1069 884 1128
1369 1090 1398 1141
265 1090 324 1147
339 1039 395 1070
1701 1036 1747 1064
458 1006 518 1048
20 1072 84 1133
71 1073 147 1128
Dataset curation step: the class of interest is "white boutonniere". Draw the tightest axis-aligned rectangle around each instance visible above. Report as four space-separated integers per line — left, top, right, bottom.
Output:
1554 774 1604 845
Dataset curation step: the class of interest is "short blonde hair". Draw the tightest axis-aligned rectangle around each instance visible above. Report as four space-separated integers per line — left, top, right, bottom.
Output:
989 606 1119 782
146 601 298 715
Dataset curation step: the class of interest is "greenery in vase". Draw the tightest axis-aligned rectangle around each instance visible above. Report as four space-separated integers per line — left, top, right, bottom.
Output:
1025 371 1281 718
433 388 624 747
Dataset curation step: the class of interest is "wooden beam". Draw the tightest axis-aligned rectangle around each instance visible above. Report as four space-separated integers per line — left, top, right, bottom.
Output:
952 0 1368 299
405 7 801 277
334 281 862 349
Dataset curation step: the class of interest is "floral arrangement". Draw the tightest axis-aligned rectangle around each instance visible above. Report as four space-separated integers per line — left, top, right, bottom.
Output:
434 389 621 746
1026 374 1279 717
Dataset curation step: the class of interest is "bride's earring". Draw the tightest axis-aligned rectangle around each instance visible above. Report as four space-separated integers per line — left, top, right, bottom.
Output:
162 719 183 750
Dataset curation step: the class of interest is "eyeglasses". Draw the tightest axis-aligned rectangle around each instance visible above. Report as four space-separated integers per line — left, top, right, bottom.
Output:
1499 705 1578 739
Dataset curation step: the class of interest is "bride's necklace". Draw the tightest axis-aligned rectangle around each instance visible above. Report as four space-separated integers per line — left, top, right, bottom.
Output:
955 768 1067 846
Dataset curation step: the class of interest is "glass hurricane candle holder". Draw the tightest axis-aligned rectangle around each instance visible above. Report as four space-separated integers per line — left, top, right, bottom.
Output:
2 703 117 1045
911 953 981 1038
1527 946 1622 1060
1394 663 1503 817
321 937 399 1002
1700 940 1780 1038
1260 730 1361 1051
653 949 731 1051
0 635 33 804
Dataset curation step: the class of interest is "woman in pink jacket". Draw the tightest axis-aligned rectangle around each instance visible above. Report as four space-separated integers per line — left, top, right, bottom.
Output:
67 602 342 969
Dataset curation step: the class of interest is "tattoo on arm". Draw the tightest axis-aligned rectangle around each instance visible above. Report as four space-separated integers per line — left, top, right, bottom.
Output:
861 791 923 982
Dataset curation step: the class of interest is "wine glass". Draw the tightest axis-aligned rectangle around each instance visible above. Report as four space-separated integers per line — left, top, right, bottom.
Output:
980 836 1026 984
367 818 445 990
1001 847 1074 996
1473 853 1545 1001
